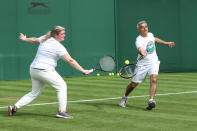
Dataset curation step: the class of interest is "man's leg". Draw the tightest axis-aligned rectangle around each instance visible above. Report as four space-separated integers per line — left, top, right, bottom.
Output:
146 74 157 110
125 82 138 96
150 74 157 99
119 82 138 107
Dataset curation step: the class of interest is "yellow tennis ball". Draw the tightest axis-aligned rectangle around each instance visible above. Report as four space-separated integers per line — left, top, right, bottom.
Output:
96 73 100 76
109 73 112 76
117 73 120 76
125 60 130 65
111 73 114 76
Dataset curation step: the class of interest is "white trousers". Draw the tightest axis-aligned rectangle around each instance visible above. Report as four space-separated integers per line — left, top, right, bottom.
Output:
15 68 67 111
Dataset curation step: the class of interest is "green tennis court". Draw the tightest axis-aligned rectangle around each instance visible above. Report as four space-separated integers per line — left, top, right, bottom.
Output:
1 73 197 131
1 0 197 130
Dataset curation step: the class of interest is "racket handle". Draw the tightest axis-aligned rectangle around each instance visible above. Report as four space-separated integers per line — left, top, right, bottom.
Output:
89 69 94 73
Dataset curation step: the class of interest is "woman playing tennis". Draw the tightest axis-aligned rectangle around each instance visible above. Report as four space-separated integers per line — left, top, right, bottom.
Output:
8 26 90 118
119 21 175 110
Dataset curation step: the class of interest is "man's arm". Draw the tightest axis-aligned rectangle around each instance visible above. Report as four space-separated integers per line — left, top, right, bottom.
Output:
155 37 175 48
19 33 39 44
138 47 147 59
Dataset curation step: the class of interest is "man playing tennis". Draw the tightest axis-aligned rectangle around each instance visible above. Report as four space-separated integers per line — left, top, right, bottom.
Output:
119 21 175 110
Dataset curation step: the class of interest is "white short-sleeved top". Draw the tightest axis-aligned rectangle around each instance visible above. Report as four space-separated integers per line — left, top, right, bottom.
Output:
30 36 68 70
135 32 158 64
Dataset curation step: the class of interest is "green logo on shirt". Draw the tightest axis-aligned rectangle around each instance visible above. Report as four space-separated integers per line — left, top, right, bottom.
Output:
146 42 155 53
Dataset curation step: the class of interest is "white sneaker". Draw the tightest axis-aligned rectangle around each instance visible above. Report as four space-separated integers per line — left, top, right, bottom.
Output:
8 105 17 116
146 100 156 110
119 96 127 107
56 112 73 119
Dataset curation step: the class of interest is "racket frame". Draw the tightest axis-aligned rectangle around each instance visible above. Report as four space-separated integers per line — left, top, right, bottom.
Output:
89 55 116 73
118 56 143 79
118 63 136 79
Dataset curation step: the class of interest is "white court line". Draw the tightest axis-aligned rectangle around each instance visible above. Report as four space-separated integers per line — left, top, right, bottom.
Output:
0 90 197 109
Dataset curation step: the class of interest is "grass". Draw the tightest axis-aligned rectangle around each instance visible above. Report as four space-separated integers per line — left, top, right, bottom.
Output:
0 73 197 131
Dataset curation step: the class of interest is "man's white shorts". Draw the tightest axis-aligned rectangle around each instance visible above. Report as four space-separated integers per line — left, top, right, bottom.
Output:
132 61 160 83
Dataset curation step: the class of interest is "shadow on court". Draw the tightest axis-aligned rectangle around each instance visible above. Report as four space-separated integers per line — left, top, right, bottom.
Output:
0 110 55 118
74 101 147 111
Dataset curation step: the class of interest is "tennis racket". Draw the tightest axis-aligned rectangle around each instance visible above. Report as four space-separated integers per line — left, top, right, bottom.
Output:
118 56 143 79
89 55 116 73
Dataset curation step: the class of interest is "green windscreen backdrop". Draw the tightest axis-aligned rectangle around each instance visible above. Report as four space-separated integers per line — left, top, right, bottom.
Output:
0 0 197 81
0 0 115 80
117 0 197 73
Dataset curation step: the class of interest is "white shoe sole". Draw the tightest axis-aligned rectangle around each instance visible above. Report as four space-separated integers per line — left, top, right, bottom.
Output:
119 104 126 107
56 114 73 119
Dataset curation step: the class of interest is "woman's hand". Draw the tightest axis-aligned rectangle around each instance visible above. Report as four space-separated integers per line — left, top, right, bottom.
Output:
83 70 90 75
18 33 39 44
19 33 27 41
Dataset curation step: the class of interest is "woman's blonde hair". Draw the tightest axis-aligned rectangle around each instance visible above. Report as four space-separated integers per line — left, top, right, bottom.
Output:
42 26 65 42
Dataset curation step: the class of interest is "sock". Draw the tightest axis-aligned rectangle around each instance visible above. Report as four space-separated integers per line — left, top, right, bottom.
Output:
123 95 128 99
149 99 154 102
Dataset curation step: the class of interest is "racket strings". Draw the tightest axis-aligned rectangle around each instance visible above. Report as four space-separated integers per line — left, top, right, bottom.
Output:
99 56 115 72
119 64 136 78
122 67 133 77
124 66 133 77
